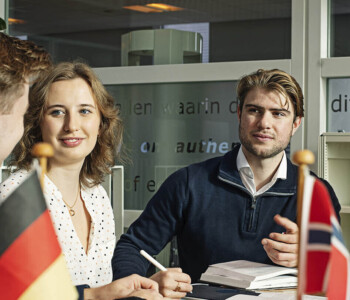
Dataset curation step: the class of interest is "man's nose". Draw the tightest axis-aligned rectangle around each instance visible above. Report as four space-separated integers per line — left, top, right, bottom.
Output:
257 112 272 129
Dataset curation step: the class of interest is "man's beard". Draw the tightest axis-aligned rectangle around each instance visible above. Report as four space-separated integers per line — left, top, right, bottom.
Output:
239 124 292 159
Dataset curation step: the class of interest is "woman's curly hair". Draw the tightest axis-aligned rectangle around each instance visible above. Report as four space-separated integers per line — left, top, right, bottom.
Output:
11 61 123 187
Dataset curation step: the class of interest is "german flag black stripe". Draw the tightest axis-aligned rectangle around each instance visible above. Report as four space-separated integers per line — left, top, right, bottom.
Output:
0 172 46 256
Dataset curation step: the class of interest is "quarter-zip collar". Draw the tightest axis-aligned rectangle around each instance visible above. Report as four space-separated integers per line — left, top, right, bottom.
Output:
217 145 297 195
237 146 287 196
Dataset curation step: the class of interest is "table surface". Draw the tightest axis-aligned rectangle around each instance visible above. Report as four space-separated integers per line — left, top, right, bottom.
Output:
183 284 326 300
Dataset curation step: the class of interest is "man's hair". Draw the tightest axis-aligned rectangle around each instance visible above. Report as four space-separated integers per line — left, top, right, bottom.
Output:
11 61 124 188
237 69 304 119
0 33 51 113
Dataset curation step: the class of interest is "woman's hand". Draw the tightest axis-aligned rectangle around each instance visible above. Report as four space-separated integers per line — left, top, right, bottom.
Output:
84 274 162 300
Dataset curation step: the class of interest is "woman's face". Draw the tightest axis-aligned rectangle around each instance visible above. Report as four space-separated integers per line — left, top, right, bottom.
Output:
40 78 101 167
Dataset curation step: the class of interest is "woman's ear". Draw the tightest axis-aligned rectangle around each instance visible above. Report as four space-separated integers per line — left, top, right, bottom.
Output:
98 120 104 137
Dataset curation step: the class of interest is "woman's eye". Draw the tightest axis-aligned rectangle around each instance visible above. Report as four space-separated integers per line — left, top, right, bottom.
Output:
50 110 64 116
80 109 92 115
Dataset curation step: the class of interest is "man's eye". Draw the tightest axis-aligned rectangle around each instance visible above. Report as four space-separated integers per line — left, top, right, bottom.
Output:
274 112 286 117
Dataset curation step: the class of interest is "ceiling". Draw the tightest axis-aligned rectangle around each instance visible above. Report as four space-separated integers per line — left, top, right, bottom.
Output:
9 0 350 38
10 0 293 35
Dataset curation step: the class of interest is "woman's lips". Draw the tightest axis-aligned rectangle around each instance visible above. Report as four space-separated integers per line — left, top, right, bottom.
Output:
60 138 83 147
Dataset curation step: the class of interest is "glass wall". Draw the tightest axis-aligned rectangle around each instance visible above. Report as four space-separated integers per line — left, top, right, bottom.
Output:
8 0 291 67
329 0 350 57
107 81 239 209
327 78 350 132
327 1 350 132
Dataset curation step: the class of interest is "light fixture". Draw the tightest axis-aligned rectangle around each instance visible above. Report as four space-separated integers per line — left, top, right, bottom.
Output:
124 3 184 13
123 5 163 13
146 3 184 12
8 18 26 24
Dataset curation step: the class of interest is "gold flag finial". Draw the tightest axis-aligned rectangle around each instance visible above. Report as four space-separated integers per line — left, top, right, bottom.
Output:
31 142 54 189
292 149 315 166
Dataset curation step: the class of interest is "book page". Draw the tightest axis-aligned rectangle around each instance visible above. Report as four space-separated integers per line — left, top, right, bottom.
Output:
209 260 297 281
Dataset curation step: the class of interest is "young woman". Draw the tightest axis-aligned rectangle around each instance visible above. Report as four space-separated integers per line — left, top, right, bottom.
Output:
1 62 162 300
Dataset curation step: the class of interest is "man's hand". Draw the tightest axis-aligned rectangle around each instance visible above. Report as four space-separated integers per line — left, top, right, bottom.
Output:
261 214 299 267
150 268 193 299
84 274 163 300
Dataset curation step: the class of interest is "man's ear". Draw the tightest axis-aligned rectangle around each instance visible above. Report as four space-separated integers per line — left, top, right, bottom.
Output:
291 116 302 136
237 105 241 122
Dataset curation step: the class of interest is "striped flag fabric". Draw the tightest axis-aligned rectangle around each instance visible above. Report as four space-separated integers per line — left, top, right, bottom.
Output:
0 171 77 300
298 173 350 300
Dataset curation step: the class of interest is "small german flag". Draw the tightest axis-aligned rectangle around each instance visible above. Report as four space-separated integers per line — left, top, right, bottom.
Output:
0 171 77 299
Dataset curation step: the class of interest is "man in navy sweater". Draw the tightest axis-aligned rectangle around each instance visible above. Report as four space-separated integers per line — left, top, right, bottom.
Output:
112 69 341 299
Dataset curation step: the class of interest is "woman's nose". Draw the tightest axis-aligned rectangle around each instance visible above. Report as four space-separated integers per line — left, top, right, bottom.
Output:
63 114 80 132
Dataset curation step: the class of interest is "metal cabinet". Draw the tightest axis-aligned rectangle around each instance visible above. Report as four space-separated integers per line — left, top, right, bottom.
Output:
319 132 350 249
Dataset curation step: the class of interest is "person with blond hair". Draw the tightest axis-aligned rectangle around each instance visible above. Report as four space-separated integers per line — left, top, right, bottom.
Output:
112 69 341 299
0 61 163 300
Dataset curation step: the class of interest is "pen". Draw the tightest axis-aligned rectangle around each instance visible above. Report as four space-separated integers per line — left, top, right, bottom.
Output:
140 250 167 271
141 250 193 294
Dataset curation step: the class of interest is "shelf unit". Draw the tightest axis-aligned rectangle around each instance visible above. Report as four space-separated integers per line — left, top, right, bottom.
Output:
318 132 350 249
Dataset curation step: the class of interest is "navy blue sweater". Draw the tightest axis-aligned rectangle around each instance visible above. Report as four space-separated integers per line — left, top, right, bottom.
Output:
112 146 341 282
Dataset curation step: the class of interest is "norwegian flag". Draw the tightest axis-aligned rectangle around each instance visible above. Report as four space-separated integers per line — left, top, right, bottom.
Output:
298 173 350 299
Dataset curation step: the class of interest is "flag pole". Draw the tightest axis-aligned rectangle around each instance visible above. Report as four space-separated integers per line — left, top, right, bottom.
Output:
292 150 315 300
31 142 54 189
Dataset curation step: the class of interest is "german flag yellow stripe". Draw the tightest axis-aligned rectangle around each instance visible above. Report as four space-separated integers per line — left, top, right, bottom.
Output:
19 254 77 300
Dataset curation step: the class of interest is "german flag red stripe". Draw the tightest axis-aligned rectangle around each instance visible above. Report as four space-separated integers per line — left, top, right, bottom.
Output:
0 210 61 299
0 171 77 300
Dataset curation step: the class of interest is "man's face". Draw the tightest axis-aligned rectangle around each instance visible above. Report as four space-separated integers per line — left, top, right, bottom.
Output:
0 83 29 164
237 87 301 160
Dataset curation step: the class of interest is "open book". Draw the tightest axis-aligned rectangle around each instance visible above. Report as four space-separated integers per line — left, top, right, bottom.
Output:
199 260 297 290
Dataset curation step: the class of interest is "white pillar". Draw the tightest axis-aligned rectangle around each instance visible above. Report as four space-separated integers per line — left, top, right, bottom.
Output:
305 0 328 174
0 0 8 33
0 0 5 21
290 0 307 157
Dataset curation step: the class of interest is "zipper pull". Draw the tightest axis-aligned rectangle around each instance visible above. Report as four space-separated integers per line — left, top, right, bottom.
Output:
251 197 256 209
